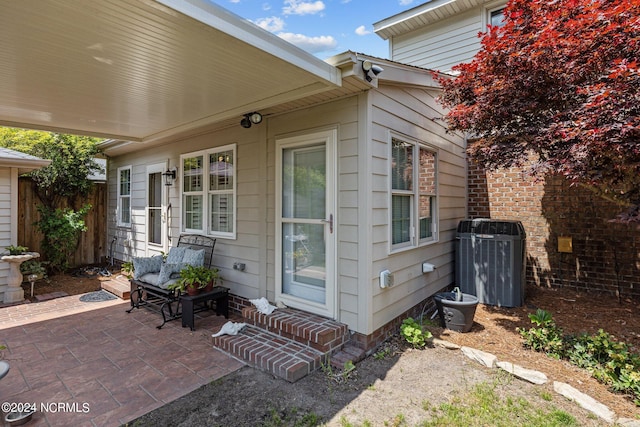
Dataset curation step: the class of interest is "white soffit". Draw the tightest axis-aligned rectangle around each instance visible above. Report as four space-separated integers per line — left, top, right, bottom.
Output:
0 0 341 142
374 0 484 39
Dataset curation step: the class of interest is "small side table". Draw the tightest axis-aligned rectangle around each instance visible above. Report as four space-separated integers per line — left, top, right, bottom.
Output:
181 286 229 331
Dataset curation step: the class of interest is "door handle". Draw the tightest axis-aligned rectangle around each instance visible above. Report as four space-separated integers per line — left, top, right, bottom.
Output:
321 214 333 234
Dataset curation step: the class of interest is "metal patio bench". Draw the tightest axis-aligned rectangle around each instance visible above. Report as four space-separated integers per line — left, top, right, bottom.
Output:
126 234 217 329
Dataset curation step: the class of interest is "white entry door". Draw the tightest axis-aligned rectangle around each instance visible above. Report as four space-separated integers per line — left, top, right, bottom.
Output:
276 130 336 318
146 163 169 256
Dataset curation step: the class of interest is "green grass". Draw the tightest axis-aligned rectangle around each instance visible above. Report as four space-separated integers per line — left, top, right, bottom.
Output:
420 382 578 427
261 407 322 427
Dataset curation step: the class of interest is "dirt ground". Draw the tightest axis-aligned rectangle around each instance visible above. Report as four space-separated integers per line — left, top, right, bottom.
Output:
26 271 640 426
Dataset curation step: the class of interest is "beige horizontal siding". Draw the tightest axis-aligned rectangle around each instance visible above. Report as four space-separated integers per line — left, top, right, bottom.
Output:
368 84 466 334
391 7 483 73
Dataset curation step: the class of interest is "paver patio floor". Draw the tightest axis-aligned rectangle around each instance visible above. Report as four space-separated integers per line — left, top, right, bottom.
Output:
0 293 245 426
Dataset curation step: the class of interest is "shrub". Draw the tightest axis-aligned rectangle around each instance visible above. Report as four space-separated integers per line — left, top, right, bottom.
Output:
519 309 567 359
34 204 90 272
521 310 640 406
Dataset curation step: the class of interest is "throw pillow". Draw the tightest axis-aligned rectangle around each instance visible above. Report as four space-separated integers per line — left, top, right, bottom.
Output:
182 248 205 267
156 262 186 288
132 255 163 280
166 247 187 264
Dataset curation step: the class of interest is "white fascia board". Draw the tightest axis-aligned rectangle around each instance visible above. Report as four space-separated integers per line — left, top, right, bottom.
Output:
373 0 460 39
156 0 341 86
0 158 51 173
327 52 441 89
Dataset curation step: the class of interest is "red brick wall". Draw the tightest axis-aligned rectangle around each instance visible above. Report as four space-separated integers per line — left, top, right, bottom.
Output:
468 161 640 299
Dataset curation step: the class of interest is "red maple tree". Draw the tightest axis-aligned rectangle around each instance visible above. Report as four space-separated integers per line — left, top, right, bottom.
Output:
437 0 640 221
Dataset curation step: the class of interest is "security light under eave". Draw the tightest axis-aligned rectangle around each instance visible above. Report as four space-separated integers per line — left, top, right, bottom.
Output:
362 60 384 82
249 112 262 124
240 112 263 128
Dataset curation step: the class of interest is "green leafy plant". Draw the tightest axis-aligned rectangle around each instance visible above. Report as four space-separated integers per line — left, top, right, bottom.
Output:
321 359 356 384
374 347 392 360
568 330 640 405
400 317 432 349
518 309 567 359
169 265 220 293
6 245 28 255
19 259 49 279
521 310 640 406
34 204 91 272
121 261 134 279
4 131 104 210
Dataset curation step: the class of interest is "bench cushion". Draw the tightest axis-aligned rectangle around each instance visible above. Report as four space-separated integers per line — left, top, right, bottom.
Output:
166 247 187 264
156 262 186 288
182 248 205 266
132 255 163 280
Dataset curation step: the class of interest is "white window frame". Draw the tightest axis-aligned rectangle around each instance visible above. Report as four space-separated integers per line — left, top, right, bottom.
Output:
117 165 132 228
180 144 237 239
389 135 438 252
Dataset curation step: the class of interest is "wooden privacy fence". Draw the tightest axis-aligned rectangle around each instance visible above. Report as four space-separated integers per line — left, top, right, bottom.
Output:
17 177 108 269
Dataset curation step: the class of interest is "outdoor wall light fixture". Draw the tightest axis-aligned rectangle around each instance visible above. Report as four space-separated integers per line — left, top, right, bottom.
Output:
362 60 384 82
240 112 263 128
162 167 177 186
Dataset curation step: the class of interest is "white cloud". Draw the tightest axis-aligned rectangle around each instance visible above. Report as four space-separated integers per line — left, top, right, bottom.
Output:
262 2 271 11
277 32 337 53
283 0 325 16
253 16 285 32
399 0 414 5
355 25 371 36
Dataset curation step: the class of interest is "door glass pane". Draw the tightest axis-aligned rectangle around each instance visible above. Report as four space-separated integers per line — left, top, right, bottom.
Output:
148 172 162 245
281 144 327 305
282 147 325 219
282 223 326 304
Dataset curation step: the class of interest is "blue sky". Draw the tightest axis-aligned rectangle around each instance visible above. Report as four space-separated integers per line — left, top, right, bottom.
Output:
218 0 422 60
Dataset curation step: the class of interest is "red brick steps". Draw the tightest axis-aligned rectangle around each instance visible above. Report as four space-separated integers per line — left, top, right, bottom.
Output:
212 306 352 382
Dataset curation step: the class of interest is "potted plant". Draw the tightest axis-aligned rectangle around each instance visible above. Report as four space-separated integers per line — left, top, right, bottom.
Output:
6 245 28 255
169 265 220 296
200 267 221 293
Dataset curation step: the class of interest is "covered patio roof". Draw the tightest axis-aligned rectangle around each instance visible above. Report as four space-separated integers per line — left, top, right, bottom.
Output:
0 0 341 144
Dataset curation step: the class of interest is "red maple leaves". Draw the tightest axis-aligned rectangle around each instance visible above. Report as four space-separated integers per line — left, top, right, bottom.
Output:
437 0 640 220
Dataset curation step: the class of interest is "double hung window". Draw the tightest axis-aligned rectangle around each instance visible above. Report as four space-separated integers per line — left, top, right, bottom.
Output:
117 166 132 227
181 144 236 239
391 137 437 250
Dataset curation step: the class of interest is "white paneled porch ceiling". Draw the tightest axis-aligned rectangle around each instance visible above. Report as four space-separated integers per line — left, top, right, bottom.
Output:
0 0 341 143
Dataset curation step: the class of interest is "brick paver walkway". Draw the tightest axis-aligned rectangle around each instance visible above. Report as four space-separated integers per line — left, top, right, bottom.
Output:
0 293 244 426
